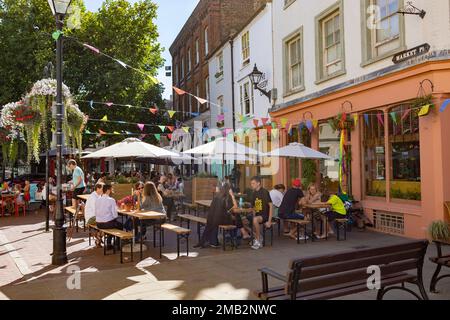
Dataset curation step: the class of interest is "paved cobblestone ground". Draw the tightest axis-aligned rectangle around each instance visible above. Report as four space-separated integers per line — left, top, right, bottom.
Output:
0 212 449 300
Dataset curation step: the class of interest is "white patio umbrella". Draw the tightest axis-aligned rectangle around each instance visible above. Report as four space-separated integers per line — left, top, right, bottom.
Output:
82 138 178 159
183 137 260 177
183 137 259 156
264 142 331 160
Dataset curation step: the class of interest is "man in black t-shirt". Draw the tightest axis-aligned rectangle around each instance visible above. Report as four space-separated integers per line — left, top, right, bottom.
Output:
249 176 273 250
278 179 306 238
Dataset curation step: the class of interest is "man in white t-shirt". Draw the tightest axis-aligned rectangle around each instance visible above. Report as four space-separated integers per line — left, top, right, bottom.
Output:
270 184 286 209
84 183 104 225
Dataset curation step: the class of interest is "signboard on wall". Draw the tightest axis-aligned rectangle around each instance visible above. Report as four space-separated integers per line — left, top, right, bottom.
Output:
392 43 430 64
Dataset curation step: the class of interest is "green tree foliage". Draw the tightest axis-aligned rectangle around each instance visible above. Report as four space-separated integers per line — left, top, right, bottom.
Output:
0 0 164 148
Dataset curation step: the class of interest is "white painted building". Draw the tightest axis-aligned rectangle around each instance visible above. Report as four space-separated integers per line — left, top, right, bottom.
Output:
272 0 450 108
207 2 274 133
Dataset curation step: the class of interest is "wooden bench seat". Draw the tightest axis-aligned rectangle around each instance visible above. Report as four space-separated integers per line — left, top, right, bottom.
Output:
87 223 133 264
160 223 191 258
65 206 86 238
257 240 429 300
178 214 207 242
219 225 238 251
183 203 199 216
429 240 450 293
285 219 312 244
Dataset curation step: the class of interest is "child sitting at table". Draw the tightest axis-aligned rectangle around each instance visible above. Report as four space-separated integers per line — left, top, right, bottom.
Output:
319 193 347 239
13 184 25 206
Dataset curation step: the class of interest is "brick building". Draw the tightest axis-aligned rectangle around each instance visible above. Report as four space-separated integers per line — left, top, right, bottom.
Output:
170 0 269 123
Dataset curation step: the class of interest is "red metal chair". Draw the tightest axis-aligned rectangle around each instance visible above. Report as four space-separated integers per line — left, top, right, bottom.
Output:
14 196 26 217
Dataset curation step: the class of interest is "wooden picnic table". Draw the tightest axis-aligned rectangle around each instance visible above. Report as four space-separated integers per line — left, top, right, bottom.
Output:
117 208 167 260
301 202 331 241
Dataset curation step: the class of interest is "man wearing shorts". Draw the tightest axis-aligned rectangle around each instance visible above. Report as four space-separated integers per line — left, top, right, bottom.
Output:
68 159 86 211
249 176 273 250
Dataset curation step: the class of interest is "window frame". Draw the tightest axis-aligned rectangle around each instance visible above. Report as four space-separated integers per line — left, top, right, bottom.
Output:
283 27 305 97
360 0 406 67
239 80 254 116
241 31 250 66
195 38 200 65
204 27 209 56
216 51 224 82
315 1 346 84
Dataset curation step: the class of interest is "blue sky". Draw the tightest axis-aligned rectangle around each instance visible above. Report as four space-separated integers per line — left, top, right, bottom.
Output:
85 0 199 99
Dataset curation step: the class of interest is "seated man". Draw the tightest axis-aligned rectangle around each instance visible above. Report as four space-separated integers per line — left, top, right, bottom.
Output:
84 183 104 247
85 183 104 225
95 184 123 249
249 176 273 250
278 179 306 240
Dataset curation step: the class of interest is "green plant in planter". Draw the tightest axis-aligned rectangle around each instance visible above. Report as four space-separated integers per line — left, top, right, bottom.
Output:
428 221 450 242
301 159 317 188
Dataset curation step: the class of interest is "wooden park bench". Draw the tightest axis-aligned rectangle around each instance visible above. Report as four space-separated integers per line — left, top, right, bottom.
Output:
87 223 133 264
160 223 191 258
178 214 207 242
257 240 429 300
429 239 450 293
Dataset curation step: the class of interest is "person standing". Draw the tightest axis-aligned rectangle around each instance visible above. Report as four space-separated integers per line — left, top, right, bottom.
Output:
249 176 273 250
68 159 86 210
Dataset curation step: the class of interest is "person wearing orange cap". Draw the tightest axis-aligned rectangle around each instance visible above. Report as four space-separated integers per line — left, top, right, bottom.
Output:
278 179 307 240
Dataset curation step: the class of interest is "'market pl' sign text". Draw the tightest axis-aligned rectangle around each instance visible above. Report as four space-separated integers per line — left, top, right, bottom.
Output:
393 43 431 64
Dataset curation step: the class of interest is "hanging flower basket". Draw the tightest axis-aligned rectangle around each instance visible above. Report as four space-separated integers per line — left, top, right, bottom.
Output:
13 103 42 125
329 113 355 132
0 79 88 163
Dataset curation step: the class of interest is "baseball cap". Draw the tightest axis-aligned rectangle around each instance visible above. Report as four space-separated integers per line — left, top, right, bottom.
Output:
292 179 302 188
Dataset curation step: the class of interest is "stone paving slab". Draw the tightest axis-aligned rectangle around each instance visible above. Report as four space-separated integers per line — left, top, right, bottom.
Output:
0 212 449 300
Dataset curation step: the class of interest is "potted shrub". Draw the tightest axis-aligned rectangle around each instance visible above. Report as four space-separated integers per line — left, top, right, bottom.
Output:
428 221 450 243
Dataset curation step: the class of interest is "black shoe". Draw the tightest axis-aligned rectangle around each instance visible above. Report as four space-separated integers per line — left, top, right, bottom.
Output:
193 243 202 248
209 244 220 249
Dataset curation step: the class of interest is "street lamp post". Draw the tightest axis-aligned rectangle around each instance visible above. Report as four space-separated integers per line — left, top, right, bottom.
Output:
48 0 72 266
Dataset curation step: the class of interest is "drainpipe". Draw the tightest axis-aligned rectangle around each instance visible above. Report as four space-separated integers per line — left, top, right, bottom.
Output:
229 38 236 132
229 38 237 184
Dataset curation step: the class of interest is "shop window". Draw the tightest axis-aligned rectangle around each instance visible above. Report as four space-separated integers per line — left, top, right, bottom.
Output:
388 104 421 200
363 110 386 197
319 123 340 194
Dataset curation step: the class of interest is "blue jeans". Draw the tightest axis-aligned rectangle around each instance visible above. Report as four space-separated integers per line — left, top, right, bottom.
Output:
286 212 305 220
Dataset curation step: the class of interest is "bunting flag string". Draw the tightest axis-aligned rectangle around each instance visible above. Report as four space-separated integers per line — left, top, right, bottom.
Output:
76 99 198 117
70 37 160 84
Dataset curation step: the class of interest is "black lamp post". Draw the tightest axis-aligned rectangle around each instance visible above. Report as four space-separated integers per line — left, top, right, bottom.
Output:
249 64 272 102
48 0 72 266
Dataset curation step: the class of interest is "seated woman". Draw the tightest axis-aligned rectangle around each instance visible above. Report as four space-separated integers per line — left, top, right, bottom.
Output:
135 182 167 242
301 184 323 237
320 193 347 238
194 182 237 248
